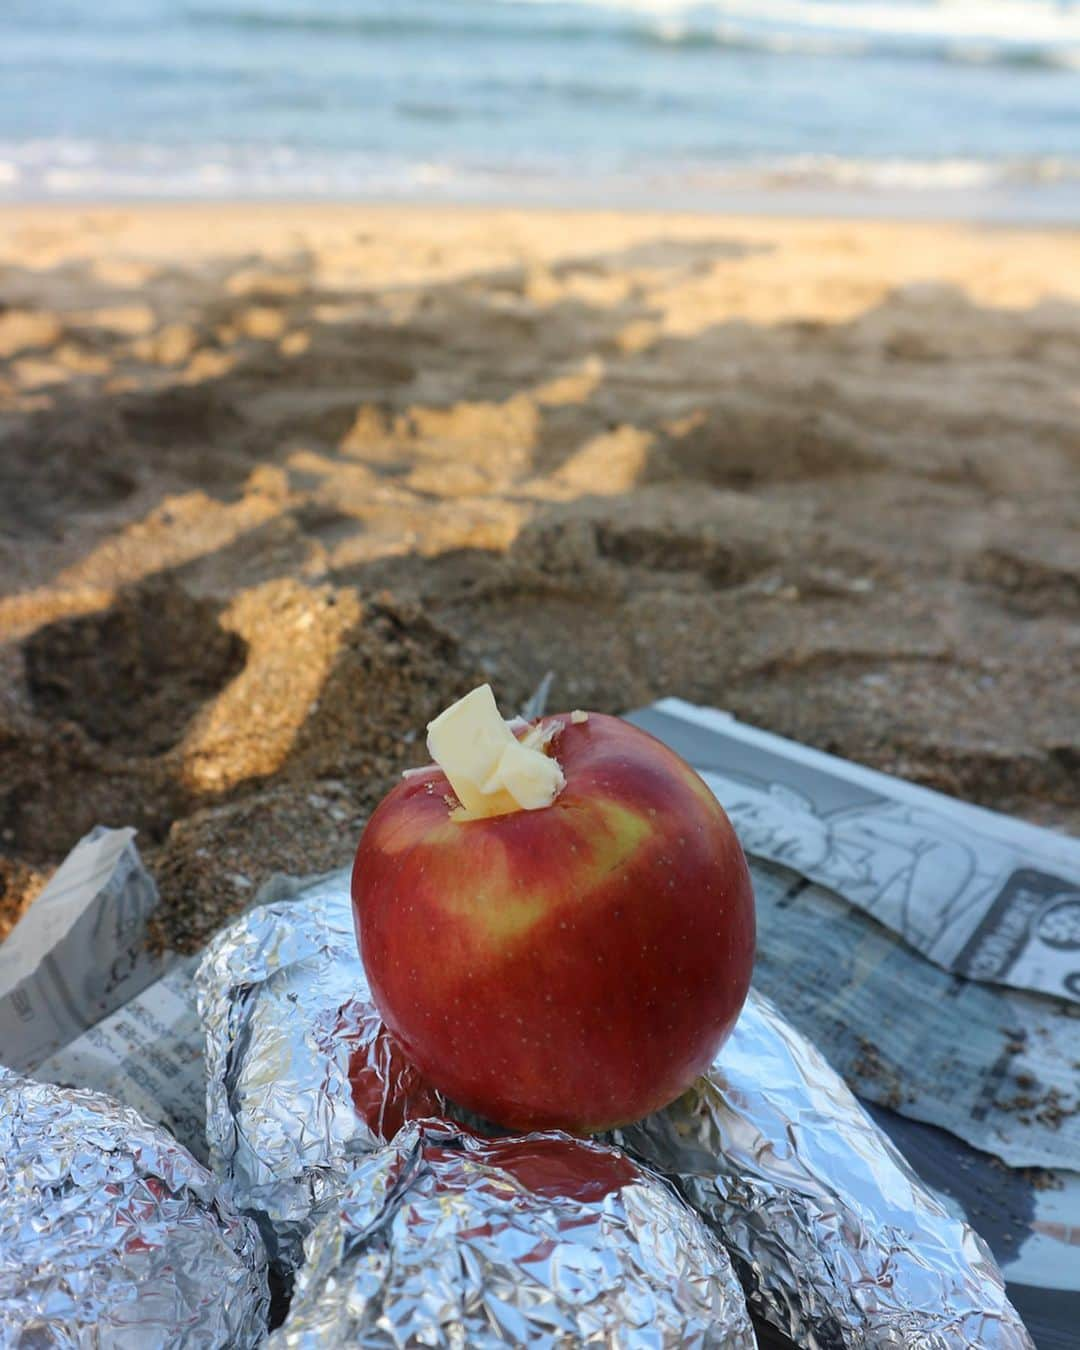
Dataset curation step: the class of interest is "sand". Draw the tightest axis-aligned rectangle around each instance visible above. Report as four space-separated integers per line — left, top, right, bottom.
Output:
1 202 1078 950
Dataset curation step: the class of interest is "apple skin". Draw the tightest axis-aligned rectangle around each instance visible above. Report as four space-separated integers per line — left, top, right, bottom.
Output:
351 712 755 1133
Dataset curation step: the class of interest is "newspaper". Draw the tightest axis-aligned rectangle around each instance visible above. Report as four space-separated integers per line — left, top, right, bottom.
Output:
627 702 1080 1169
23 872 324 1164
33 958 206 1161
746 857 1078 1172
626 700 1080 1326
0 826 169 1072
632 700 1080 1005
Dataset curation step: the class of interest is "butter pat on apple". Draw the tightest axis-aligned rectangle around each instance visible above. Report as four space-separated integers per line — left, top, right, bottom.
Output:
351 685 755 1133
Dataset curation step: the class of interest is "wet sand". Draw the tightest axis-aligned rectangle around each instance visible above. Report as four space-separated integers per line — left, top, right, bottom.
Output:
1 203 1077 949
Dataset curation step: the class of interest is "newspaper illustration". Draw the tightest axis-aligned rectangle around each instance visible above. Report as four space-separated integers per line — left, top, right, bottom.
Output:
631 699 1080 1004
747 857 1079 1172
0 826 169 1072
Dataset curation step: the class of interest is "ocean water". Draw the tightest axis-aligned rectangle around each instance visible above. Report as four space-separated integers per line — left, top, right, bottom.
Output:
2 0 1080 215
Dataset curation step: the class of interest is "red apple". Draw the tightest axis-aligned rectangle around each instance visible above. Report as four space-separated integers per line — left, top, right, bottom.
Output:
351 710 755 1133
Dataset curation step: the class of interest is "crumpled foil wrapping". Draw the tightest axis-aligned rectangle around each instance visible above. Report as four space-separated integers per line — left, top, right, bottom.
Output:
269 1120 757 1348
200 871 1031 1349
195 869 442 1272
613 990 1034 1350
0 1066 268 1349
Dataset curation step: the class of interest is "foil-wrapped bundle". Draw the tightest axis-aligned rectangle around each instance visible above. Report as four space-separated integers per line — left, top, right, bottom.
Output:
270 1120 757 1348
0 1067 268 1349
614 990 1033 1350
200 871 1029 1348
196 870 442 1272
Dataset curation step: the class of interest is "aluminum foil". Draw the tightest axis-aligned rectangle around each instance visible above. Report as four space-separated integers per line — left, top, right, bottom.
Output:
200 870 1030 1348
195 869 442 1273
613 990 1034 1350
269 1119 757 1348
0 1066 268 1349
